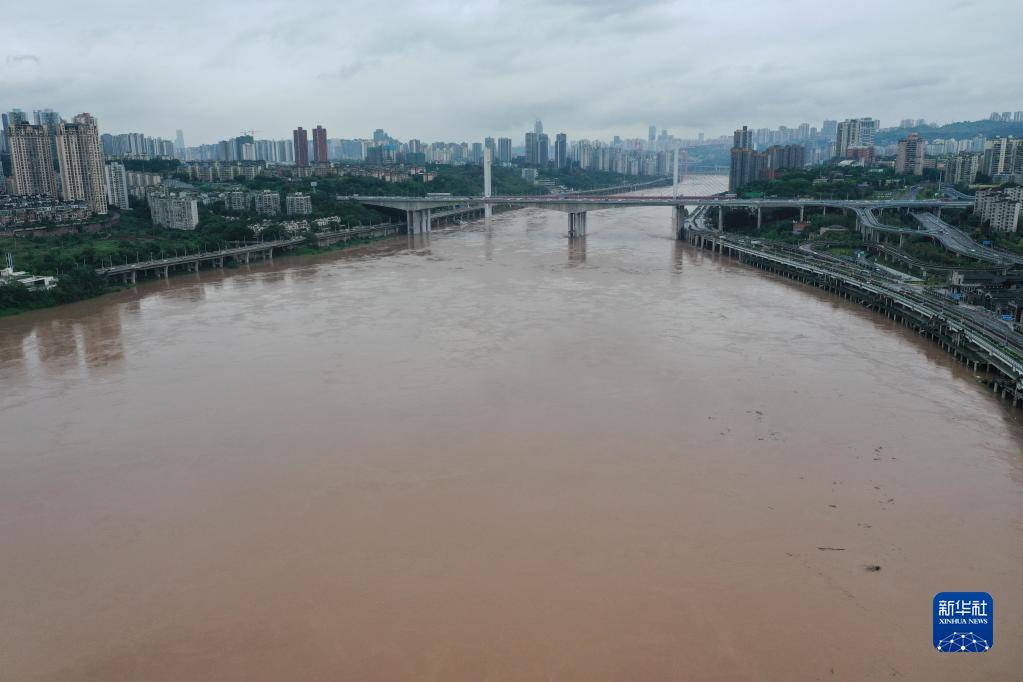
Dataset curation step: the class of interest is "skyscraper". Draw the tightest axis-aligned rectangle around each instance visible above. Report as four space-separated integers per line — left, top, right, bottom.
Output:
1 109 28 153
6 121 58 197
983 137 1023 177
497 137 512 163
534 119 543 135
56 113 108 214
729 126 765 192
537 133 550 165
834 118 878 158
525 131 537 164
293 127 309 166
648 125 657 143
733 125 753 149
312 125 328 163
555 133 567 168
895 133 925 175
33 109 62 164
175 129 185 152
943 152 981 186
104 161 130 210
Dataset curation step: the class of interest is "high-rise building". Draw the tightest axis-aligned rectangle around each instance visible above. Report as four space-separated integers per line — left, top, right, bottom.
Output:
253 190 281 215
224 190 249 212
555 133 568 168
895 133 925 175
293 127 309 166
33 109 62 163
6 121 58 197
537 133 550 165
148 190 199 230
729 126 765 191
56 113 108 214
733 125 753 149
312 126 328 164
525 131 537 164
497 137 512 163
821 119 838 139
943 152 981 186
983 137 1023 177
1 109 28 153
286 192 313 215
175 129 185 152
975 187 1022 232
765 144 805 175
276 139 295 164
534 119 543 135
104 162 130 210
834 118 878 158
648 125 656 143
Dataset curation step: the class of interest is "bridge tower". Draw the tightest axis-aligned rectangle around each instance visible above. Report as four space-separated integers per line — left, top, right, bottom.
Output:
483 146 493 220
672 147 679 200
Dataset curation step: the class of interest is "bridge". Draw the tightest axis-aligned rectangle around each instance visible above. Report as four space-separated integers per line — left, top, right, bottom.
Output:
349 193 972 239
95 237 305 283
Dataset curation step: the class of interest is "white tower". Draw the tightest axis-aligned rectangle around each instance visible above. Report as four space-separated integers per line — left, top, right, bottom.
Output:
483 146 493 220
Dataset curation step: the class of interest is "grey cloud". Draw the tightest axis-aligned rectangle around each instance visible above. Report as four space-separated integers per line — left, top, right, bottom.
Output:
6 53 41 66
317 59 380 80
2 0 1022 142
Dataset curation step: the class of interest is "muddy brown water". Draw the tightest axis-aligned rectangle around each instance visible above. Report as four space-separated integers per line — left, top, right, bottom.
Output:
2 180 1021 680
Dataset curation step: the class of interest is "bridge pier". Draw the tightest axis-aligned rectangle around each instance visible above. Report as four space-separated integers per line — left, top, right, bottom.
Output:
568 211 587 238
756 206 762 230
406 208 432 234
672 205 686 240
718 205 724 230
799 205 805 222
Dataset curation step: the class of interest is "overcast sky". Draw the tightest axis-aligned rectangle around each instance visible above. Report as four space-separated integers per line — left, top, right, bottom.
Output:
3 0 1021 144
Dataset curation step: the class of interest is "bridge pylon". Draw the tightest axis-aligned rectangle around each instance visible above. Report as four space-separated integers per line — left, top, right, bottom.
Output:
568 211 587 238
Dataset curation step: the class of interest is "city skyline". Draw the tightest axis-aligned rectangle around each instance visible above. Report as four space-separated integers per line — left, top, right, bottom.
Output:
3 0 1021 143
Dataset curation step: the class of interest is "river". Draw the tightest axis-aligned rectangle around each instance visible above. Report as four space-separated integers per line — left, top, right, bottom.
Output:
1 177 1021 680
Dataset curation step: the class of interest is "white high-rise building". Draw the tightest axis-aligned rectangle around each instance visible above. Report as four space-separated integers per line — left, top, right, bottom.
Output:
285 192 312 215
148 190 199 230
982 137 1023 178
104 162 130 210
56 113 108 214
253 190 281 215
975 187 1023 232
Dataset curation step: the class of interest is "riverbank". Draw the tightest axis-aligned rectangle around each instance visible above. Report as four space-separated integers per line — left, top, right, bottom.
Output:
0 228 401 318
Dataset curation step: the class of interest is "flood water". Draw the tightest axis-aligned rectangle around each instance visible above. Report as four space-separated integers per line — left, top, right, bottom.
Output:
2 178 1022 681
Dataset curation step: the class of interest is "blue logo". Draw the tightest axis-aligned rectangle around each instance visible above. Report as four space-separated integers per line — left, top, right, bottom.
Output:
933 592 993 652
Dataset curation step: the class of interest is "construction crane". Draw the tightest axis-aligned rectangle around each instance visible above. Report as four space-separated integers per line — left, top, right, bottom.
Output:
239 129 262 138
